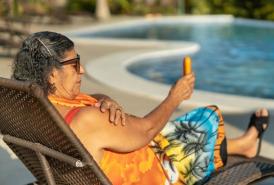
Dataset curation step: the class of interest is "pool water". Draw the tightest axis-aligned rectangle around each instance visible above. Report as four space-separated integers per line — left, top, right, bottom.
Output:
81 21 274 99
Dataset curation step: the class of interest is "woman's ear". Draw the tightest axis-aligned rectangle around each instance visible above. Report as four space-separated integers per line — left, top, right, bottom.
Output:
49 68 59 84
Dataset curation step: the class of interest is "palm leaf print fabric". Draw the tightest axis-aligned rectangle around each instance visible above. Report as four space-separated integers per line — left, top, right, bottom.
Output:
151 106 226 185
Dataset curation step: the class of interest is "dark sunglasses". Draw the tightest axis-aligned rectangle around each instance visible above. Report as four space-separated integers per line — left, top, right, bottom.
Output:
60 54 81 73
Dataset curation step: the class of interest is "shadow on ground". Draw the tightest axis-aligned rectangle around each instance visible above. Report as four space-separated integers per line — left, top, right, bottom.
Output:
0 146 35 185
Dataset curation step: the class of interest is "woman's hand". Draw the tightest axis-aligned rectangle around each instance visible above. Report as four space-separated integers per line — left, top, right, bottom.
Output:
168 72 195 105
94 96 126 126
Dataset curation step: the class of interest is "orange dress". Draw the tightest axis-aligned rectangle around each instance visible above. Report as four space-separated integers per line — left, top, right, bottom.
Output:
53 94 170 185
100 147 169 185
49 94 227 185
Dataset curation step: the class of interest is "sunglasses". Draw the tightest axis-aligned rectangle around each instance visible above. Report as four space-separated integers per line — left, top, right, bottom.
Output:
60 54 81 73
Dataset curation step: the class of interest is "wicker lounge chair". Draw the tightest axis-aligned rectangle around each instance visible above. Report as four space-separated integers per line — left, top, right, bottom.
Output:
0 77 274 185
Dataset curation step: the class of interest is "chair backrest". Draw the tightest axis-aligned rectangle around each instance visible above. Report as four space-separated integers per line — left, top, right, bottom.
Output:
0 77 111 185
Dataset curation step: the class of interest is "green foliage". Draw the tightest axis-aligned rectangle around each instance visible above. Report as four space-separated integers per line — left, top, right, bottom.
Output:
189 0 211 14
0 0 51 17
0 1 9 16
191 0 274 21
66 0 96 14
109 0 177 15
61 0 274 21
109 0 131 14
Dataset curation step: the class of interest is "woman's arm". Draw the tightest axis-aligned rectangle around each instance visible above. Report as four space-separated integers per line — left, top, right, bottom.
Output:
71 73 195 153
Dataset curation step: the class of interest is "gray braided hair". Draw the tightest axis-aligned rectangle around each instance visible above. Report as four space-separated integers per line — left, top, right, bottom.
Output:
12 31 74 95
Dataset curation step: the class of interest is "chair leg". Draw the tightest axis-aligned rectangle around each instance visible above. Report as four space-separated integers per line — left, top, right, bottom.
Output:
36 152 56 185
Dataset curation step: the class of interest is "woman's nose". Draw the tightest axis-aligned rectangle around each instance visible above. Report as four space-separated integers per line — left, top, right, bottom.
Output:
80 64 85 74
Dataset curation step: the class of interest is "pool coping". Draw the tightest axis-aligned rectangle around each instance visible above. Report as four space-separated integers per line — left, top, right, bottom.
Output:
67 15 274 113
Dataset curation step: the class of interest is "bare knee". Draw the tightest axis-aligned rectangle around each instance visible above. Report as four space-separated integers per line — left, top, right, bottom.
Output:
207 105 219 111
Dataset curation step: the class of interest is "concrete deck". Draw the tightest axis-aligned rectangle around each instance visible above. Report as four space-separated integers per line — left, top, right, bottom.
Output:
0 16 273 185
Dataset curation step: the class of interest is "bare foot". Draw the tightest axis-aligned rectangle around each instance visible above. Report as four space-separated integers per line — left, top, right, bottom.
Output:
242 108 269 158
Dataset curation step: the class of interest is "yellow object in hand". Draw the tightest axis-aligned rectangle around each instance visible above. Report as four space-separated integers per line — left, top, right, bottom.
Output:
183 56 192 76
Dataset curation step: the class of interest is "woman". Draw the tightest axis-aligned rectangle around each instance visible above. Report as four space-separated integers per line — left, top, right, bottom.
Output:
12 31 269 185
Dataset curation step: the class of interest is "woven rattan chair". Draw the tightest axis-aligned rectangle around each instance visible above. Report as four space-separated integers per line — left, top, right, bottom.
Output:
0 77 110 185
0 77 274 185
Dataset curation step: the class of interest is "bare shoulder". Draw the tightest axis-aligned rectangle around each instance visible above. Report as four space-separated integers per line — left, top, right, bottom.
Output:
71 106 110 128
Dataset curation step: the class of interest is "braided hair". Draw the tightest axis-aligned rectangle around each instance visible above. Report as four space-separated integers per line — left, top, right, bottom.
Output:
12 31 74 95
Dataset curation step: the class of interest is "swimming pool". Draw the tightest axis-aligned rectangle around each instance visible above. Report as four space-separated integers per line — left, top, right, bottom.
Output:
78 17 274 99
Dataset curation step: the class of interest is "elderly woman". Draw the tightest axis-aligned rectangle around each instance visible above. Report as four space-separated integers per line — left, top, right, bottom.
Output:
12 31 269 185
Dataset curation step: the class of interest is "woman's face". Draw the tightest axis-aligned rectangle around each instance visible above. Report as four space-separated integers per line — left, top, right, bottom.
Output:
50 48 85 99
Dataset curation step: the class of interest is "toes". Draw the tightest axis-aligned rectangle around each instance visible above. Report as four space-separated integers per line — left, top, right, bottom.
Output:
255 108 269 117
254 108 269 130
260 108 269 117
255 110 260 117
260 108 269 130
